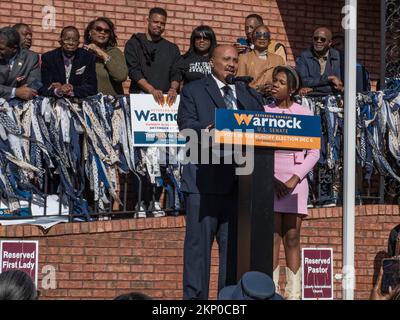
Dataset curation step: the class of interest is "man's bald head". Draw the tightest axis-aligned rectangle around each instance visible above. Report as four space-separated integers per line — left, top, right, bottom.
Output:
313 27 332 41
210 45 238 84
312 27 332 54
211 44 237 59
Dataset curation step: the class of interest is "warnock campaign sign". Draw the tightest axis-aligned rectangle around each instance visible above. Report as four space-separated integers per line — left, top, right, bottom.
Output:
0 240 39 286
302 248 334 300
214 109 321 150
130 94 186 146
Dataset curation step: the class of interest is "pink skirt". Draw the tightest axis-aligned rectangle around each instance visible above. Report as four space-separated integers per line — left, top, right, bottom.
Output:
274 151 308 215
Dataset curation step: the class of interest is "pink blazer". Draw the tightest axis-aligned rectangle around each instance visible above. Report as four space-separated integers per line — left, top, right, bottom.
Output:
264 102 320 180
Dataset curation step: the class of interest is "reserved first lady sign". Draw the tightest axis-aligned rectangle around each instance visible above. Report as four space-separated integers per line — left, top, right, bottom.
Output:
0 240 39 286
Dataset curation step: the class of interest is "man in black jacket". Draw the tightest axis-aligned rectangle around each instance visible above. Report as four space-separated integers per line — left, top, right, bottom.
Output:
124 7 182 105
40 26 97 98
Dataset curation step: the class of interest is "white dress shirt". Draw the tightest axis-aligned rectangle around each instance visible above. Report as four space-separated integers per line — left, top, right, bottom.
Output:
212 74 238 110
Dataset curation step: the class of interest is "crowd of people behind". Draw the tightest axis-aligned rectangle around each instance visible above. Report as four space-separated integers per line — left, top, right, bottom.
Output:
0 8 358 221
1 8 370 103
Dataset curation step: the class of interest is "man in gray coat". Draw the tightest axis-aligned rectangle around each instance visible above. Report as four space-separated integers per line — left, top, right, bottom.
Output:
0 27 40 101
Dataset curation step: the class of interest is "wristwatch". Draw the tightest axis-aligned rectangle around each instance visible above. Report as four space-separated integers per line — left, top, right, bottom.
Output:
104 56 111 65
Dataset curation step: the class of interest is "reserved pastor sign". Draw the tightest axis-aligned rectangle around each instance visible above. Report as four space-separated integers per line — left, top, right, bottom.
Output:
302 248 333 300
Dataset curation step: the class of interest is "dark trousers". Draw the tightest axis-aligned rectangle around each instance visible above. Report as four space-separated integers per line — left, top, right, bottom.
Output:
183 192 237 300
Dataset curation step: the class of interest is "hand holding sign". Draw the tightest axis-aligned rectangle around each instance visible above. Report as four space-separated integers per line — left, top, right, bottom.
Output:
149 87 164 105
167 88 178 106
130 94 184 147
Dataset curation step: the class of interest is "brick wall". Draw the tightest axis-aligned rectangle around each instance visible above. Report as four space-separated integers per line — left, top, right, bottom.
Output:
0 205 399 300
0 0 381 86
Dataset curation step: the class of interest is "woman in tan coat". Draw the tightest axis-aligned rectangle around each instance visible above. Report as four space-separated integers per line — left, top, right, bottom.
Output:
237 25 285 95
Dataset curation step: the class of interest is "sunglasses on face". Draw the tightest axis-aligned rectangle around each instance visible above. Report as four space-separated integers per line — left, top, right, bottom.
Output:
254 31 270 39
313 36 327 42
94 26 111 35
194 35 210 41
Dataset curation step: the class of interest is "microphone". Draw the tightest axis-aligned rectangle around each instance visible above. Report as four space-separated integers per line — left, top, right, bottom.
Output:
225 75 253 85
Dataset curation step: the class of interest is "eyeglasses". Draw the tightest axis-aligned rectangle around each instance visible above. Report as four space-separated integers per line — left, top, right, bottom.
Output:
313 36 327 42
254 31 270 39
194 35 210 41
94 26 111 35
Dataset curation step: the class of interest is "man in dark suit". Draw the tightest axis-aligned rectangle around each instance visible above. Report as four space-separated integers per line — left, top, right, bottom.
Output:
40 26 97 98
0 27 40 101
177 45 264 300
12 23 33 50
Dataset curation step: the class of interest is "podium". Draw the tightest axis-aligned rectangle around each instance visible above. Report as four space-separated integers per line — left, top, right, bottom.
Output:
237 148 275 278
215 108 321 281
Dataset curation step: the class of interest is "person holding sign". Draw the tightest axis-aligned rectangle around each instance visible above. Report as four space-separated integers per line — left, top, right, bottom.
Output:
124 7 182 106
264 65 320 299
125 7 183 216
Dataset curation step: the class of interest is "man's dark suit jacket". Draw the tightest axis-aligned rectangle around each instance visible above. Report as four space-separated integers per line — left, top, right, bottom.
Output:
177 75 264 195
0 49 41 100
40 47 97 98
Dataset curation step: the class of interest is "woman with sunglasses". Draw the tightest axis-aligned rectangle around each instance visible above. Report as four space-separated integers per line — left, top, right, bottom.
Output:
84 17 128 96
180 25 217 85
264 66 319 299
83 18 128 212
237 25 284 95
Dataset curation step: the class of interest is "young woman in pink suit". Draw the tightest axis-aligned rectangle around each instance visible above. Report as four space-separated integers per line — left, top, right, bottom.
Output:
264 65 320 299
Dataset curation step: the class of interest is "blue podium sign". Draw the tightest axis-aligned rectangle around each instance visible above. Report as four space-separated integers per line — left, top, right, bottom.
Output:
215 109 321 149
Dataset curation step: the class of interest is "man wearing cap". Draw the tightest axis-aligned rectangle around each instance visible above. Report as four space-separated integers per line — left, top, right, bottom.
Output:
296 27 343 95
177 45 264 300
